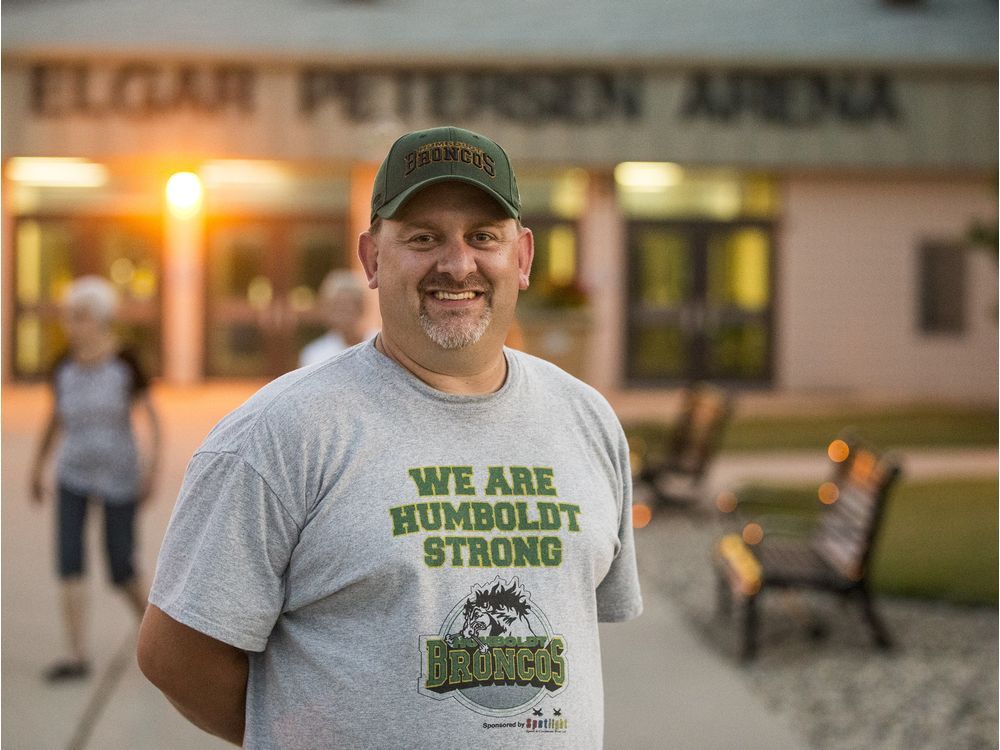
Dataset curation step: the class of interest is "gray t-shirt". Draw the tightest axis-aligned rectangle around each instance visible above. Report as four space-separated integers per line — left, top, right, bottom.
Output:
150 339 642 749
52 350 147 504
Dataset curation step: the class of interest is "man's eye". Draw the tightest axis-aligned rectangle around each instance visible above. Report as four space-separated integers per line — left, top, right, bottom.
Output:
470 232 495 243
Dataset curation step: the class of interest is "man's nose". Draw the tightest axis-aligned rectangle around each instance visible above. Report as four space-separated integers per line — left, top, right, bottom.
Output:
436 237 477 280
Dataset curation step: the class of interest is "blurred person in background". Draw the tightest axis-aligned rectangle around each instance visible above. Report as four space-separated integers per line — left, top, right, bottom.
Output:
298 269 368 368
29 275 161 682
137 126 641 748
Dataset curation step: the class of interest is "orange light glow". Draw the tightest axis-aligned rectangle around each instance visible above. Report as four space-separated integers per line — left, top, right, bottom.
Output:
166 172 204 217
632 503 653 529
827 439 850 463
742 522 764 545
818 481 840 505
715 490 738 514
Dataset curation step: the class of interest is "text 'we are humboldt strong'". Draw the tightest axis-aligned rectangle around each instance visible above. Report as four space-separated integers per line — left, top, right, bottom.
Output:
389 465 582 568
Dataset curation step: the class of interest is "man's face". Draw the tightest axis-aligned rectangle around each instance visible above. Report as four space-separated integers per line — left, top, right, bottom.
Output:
360 181 532 356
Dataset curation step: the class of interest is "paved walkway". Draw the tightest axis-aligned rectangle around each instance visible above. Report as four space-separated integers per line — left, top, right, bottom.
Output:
2 383 993 749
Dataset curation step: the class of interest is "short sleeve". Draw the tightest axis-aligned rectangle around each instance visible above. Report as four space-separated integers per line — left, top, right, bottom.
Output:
117 348 150 397
595 424 644 622
48 352 70 403
148 451 302 651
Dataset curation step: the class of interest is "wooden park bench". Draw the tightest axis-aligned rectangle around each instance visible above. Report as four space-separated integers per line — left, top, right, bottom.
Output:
712 434 903 660
632 382 733 512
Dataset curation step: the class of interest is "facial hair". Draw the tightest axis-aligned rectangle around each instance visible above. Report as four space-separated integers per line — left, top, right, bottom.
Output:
418 273 493 350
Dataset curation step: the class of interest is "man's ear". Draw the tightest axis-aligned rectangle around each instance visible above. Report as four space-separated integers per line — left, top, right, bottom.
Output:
517 227 534 291
358 232 379 290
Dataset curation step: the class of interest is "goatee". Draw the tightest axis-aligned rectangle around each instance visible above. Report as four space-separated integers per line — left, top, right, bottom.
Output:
418 273 493 349
419 306 492 349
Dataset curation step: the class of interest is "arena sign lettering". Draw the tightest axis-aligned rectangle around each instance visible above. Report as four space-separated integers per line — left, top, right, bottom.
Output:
681 69 902 125
299 69 644 124
26 61 905 130
29 62 642 124
29 62 256 116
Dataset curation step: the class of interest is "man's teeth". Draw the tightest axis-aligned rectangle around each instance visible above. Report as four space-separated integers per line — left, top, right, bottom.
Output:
434 291 477 300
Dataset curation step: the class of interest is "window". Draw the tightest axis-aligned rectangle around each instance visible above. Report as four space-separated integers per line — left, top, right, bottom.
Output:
8 158 164 378
13 216 163 378
204 217 348 377
615 163 777 221
518 169 589 311
918 242 966 334
617 164 778 385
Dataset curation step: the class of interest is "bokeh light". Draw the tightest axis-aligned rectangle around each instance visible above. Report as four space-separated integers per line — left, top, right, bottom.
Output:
827 439 850 463
742 522 764 545
715 490 738 513
818 481 840 505
632 503 653 529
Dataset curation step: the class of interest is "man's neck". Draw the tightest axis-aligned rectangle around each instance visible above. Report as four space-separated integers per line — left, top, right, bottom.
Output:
375 333 507 395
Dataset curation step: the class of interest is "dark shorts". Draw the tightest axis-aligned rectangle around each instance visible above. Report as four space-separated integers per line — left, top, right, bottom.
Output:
57 485 137 585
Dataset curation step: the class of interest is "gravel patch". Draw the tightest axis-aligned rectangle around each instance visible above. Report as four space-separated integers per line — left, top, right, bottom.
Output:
636 511 998 750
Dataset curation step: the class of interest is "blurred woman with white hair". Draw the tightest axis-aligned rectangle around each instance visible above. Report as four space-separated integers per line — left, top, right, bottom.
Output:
29 275 161 682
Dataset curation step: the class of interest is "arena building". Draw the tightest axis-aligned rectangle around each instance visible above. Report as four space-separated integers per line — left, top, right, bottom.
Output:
3 0 996 401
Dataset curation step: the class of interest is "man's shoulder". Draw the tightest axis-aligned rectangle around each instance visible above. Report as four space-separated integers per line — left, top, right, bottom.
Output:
508 348 617 419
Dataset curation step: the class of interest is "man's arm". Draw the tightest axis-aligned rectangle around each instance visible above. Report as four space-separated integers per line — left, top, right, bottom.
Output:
137 604 248 746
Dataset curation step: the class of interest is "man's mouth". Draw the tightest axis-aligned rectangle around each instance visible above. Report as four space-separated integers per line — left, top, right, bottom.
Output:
432 290 480 301
420 273 491 304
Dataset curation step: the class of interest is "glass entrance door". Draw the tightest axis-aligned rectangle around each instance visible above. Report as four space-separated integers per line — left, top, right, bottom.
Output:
627 221 774 385
205 217 347 377
13 215 162 378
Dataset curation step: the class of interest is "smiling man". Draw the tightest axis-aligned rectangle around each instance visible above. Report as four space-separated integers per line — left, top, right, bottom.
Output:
361 181 530 392
360 127 533 393
138 126 642 749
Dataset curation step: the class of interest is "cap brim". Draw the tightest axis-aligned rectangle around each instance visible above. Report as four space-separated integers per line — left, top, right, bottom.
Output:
373 175 519 222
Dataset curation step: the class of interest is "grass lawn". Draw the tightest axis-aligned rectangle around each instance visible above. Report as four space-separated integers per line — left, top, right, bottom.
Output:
625 406 997 452
730 479 999 605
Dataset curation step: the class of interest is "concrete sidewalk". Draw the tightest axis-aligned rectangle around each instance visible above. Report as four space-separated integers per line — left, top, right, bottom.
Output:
3 383 992 749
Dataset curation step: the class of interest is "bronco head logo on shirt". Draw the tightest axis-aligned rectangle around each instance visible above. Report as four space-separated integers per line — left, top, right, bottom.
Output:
419 577 567 717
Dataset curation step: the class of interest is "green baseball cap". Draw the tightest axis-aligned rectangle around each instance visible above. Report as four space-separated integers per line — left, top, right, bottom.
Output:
370 126 521 223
